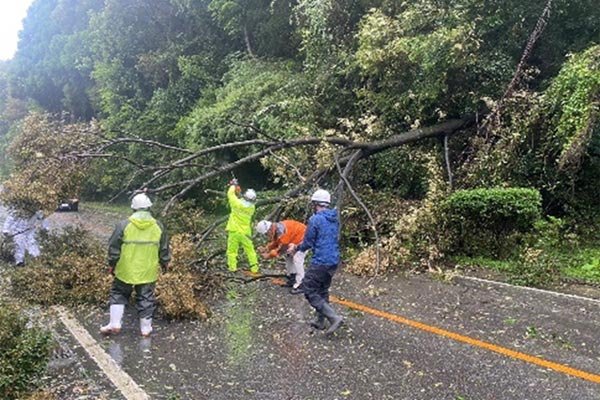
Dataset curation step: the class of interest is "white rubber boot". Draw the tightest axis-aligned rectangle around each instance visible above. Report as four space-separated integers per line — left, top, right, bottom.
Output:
140 318 153 337
100 304 124 335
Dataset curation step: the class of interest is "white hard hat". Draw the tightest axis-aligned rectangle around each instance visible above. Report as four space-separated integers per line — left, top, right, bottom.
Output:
243 189 257 202
131 193 152 210
311 189 331 204
255 220 272 235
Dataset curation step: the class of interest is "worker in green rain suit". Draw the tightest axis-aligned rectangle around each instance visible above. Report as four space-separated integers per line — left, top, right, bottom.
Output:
226 179 259 273
101 193 171 337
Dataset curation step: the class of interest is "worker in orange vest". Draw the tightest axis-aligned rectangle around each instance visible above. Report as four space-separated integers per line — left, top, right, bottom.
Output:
256 219 306 294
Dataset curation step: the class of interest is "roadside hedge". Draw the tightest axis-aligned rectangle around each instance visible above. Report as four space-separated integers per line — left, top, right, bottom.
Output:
0 304 52 400
443 187 542 257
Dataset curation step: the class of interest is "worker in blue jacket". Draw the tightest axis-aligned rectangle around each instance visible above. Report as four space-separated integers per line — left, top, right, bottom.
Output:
288 189 343 335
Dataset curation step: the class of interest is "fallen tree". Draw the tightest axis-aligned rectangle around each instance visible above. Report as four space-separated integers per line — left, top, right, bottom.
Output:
70 115 475 273
81 116 474 211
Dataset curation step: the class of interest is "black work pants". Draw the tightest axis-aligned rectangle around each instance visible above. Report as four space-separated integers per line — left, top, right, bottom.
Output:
302 264 338 312
109 278 156 319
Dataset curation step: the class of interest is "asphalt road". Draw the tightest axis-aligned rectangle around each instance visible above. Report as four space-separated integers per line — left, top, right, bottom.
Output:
78 272 600 400
3 205 600 399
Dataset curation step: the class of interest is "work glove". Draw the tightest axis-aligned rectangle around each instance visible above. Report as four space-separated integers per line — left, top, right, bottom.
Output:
228 178 239 186
286 243 297 255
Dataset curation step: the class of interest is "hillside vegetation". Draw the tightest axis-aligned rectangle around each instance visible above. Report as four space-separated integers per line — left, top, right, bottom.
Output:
0 0 598 283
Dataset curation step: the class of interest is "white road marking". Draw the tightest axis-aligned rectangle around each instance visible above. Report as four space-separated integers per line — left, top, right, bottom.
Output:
54 306 150 400
456 275 600 305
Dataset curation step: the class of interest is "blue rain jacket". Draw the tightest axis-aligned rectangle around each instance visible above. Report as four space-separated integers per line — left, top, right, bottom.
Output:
297 208 340 267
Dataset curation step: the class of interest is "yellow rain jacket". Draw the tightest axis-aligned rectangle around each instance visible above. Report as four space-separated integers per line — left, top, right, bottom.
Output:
108 211 170 284
225 185 255 236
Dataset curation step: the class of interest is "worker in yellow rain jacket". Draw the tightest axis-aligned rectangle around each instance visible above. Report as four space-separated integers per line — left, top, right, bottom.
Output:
101 193 171 337
226 179 259 273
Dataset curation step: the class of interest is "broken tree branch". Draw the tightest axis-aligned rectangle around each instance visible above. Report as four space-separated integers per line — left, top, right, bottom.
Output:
196 215 228 247
99 137 193 154
334 152 382 276
268 150 306 183
159 118 473 213
334 149 363 211
265 168 329 221
74 116 474 216
158 137 356 213
481 0 553 135
362 116 474 157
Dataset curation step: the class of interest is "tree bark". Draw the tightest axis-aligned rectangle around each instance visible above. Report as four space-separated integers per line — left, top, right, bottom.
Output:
244 25 255 58
444 133 453 190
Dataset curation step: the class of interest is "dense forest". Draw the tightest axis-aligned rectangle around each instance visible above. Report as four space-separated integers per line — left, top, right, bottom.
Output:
0 0 598 280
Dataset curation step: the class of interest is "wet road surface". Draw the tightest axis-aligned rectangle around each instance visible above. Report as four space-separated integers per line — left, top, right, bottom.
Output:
79 273 600 400
3 205 600 399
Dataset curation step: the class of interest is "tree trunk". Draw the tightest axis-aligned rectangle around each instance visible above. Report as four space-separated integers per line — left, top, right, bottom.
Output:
244 25 255 58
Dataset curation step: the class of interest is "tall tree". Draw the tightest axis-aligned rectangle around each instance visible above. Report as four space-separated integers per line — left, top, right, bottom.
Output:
209 0 299 58
87 0 232 138
10 0 104 119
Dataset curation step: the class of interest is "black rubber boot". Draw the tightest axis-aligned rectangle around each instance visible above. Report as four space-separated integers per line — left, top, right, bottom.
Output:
284 274 296 287
320 303 343 336
310 311 326 330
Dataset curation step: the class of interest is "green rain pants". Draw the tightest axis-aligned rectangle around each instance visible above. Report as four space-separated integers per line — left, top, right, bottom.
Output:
227 232 259 273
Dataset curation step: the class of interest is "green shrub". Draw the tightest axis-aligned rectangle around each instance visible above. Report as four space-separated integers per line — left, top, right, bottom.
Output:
530 216 568 249
0 304 52 400
443 187 542 257
508 247 561 287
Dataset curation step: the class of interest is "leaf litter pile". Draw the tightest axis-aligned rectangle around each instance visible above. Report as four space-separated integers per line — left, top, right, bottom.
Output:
10 228 222 320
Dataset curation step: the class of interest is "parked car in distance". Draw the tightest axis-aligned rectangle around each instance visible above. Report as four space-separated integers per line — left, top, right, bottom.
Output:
57 198 79 212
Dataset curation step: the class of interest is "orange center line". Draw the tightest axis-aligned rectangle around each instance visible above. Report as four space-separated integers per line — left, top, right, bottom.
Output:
330 295 600 384
256 271 599 383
